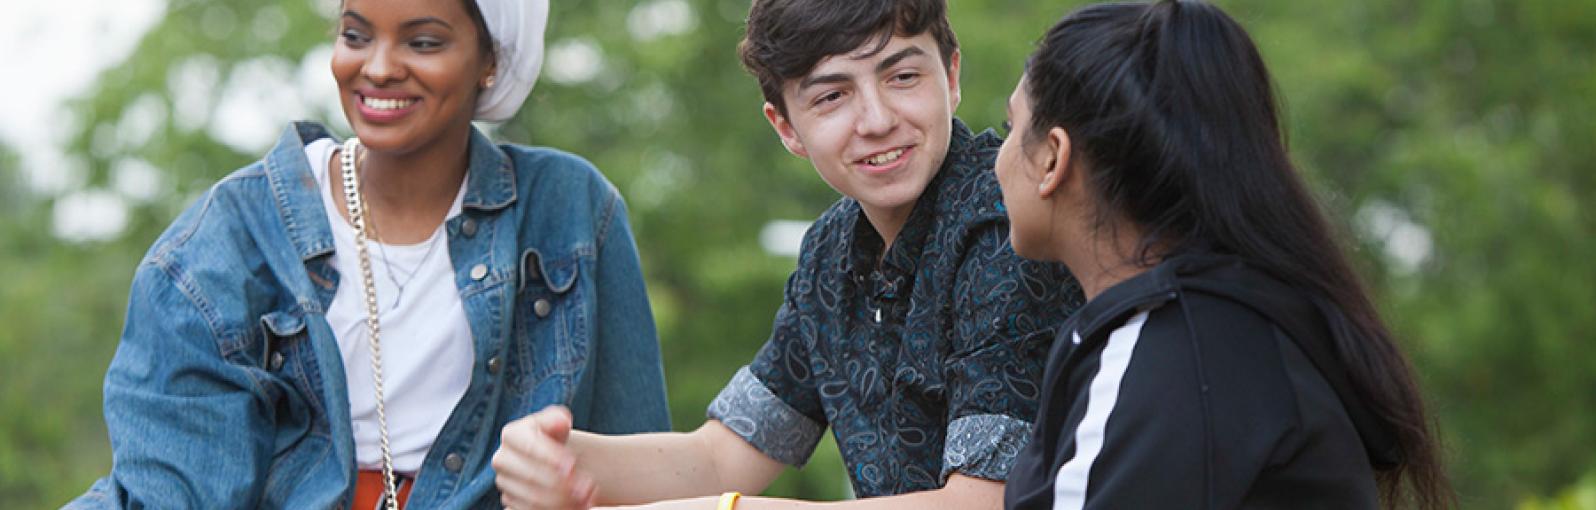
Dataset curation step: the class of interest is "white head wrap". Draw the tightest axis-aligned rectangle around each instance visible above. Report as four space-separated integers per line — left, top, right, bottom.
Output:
472 0 549 122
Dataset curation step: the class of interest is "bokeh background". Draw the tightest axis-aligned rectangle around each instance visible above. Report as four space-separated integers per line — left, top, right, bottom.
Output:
2 0 1593 508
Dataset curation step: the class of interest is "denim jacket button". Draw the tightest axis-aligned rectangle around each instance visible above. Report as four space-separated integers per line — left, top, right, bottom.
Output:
444 453 464 472
461 218 478 237
534 299 551 318
269 351 285 371
470 264 488 281
486 356 502 375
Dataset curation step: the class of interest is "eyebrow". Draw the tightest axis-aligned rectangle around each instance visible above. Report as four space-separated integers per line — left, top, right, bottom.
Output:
341 11 454 30
797 45 930 92
875 46 927 73
403 17 453 30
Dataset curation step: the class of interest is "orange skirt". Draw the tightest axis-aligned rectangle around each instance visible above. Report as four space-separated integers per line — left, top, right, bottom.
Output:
353 470 414 510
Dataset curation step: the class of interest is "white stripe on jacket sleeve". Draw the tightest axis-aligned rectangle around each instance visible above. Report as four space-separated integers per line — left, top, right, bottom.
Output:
1053 310 1151 510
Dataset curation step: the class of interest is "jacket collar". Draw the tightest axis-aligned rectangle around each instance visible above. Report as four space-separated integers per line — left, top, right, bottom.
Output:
1060 255 1185 342
263 121 517 263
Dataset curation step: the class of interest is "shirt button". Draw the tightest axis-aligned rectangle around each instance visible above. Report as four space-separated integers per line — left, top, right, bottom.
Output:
269 352 285 371
470 264 488 281
486 356 502 375
533 299 551 318
444 452 464 472
461 218 478 237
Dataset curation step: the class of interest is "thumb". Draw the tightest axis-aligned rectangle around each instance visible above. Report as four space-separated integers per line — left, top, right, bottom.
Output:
532 405 573 444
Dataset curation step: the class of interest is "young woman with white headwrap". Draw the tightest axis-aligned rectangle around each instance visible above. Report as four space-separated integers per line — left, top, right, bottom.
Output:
67 0 670 508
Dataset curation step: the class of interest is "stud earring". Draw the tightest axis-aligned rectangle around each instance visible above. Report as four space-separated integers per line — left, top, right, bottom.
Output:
483 75 496 89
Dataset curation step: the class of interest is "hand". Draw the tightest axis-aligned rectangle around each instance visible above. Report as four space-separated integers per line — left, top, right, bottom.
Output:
493 406 597 510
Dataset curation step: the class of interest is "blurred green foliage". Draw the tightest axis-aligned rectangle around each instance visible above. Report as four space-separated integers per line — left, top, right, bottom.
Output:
1 0 1592 508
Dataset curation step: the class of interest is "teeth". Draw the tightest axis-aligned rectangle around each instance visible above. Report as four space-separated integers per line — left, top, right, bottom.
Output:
362 96 416 110
866 148 905 166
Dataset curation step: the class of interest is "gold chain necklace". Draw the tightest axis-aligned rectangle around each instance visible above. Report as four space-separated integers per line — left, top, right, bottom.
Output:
340 137 400 510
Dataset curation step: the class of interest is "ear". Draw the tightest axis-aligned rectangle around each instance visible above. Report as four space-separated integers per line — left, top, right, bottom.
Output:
1037 126 1072 199
479 60 498 89
945 49 963 111
763 102 809 158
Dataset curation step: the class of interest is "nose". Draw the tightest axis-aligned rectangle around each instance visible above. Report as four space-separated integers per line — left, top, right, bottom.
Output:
854 86 898 137
362 43 406 85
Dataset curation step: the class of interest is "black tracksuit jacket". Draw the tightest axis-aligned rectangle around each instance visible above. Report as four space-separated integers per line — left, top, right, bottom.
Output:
1005 253 1399 509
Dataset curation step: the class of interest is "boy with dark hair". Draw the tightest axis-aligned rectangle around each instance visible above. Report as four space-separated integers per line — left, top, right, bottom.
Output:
491 1 1081 508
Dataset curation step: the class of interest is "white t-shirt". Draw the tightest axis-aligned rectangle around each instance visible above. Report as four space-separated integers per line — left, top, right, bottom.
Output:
305 138 474 474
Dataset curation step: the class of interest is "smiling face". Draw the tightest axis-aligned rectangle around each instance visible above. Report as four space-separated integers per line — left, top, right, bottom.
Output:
763 32 961 229
331 0 493 154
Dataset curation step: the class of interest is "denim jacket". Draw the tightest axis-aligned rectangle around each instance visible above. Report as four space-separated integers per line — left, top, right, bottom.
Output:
67 122 670 509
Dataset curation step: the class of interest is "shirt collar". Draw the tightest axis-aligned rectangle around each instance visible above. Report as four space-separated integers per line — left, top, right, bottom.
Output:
839 118 977 277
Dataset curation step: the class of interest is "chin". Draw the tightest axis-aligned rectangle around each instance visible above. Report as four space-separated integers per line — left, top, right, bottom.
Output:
1008 235 1035 260
1005 226 1050 261
349 125 416 151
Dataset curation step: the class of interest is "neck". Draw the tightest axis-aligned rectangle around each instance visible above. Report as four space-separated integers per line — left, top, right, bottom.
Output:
1057 220 1155 301
359 129 472 215
337 124 473 244
859 200 915 256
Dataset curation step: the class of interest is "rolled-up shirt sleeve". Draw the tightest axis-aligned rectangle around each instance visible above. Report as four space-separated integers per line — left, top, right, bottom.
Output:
707 365 825 467
943 413 1035 481
707 257 829 467
940 326 1052 482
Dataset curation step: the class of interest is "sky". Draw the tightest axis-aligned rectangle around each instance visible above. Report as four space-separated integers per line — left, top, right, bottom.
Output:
2 0 166 193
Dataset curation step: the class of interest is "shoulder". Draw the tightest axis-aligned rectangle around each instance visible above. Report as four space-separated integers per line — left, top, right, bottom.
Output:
798 197 860 257
146 161 274 267
131 160 282 343
931 122 1008 231
500 144 627 240
1139 293 1290 373
502 144 620 203
1095 293 1304 435
150 120 336 267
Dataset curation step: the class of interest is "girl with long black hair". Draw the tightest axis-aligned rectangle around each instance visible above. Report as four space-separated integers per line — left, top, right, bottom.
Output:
993 1 1451 508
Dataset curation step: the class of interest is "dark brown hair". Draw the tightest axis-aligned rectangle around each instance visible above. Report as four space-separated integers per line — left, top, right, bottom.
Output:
1022 1 1453 508
738 0 958 117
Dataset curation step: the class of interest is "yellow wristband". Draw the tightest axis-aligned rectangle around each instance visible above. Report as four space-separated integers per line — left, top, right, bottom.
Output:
716 491 742 510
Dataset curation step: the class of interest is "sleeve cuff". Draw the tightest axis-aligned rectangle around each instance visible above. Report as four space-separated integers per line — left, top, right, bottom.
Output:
706 366 825 467
942 413 1034 482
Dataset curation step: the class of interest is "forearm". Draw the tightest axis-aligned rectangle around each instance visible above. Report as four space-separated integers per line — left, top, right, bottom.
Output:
572 425 736 505
604 475 1002 510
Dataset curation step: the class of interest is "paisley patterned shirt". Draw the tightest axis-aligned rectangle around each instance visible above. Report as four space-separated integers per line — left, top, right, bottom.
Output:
708 119 1084 497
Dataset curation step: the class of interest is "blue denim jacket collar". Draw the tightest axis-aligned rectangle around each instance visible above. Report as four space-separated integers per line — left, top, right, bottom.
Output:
261 121 519 264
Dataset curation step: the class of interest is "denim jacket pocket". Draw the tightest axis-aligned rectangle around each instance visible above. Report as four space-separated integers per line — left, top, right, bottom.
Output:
510 248 592 398
256 310 325 423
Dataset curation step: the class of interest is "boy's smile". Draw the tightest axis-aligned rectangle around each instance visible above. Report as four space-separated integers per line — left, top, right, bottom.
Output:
764 32 962 242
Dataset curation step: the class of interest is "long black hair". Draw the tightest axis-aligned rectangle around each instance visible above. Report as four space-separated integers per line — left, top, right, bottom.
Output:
1020 1 1451 507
